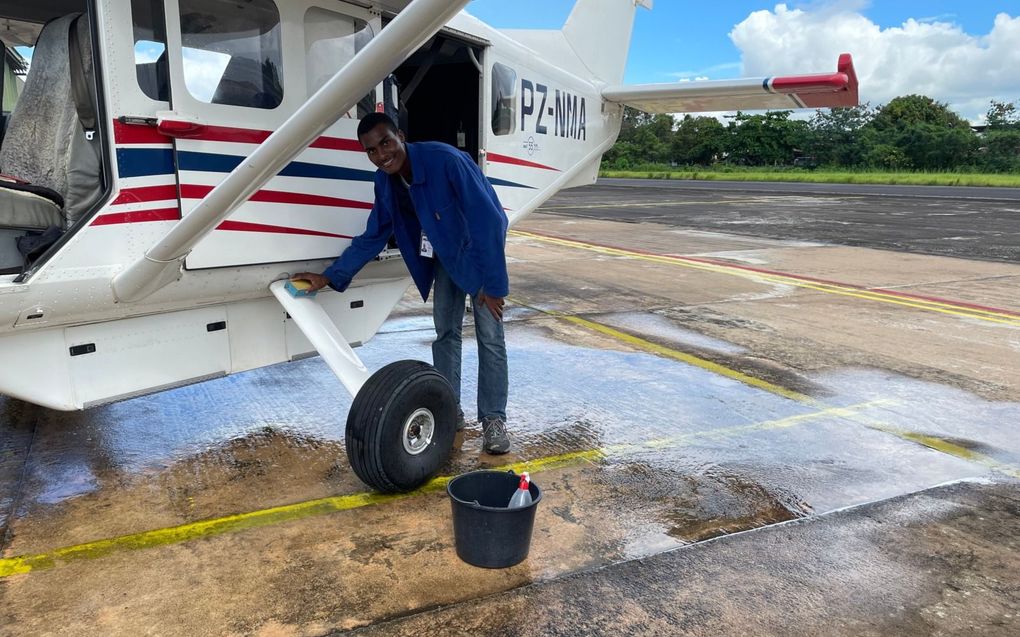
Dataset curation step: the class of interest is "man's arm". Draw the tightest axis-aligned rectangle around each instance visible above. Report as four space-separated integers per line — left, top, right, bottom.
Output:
294 182 393 292
444 153 509 299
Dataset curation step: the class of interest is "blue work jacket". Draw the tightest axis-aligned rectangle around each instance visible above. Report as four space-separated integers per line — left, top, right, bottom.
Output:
322 142 509 301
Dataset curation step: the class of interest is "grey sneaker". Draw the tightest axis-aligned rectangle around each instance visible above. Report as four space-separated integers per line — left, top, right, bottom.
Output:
481 416 511 455
456 408 466 432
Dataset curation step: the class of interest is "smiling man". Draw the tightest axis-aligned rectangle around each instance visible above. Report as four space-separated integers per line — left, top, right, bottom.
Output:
293 113 512 454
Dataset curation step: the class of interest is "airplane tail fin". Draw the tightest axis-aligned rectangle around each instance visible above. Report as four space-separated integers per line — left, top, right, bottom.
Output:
562 0 652 84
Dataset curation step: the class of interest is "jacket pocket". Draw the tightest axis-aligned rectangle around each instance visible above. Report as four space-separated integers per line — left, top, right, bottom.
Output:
433 200 458 222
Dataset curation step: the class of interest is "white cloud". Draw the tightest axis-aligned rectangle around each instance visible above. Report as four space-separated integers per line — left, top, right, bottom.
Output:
729 3 1020 122
181 47 230 103
668 62 742 80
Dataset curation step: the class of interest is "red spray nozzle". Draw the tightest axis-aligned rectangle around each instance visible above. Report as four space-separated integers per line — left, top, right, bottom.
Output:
518 472 530 490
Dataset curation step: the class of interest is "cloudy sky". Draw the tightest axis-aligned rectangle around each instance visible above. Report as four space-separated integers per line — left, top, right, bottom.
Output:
469 0 1019 123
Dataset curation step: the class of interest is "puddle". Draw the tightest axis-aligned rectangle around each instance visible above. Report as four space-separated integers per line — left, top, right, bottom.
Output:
596 311 747 355
2 310 1017 562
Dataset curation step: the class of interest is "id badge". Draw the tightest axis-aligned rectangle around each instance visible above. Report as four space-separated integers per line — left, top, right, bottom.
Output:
419 231 434 258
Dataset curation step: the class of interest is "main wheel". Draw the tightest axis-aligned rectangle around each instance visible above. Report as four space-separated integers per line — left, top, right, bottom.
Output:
345 360 458 492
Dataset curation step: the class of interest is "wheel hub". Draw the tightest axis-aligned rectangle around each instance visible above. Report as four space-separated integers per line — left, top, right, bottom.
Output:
402 407 435 455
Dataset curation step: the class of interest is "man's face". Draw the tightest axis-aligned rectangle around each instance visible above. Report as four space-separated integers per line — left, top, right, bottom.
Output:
359 124 407 175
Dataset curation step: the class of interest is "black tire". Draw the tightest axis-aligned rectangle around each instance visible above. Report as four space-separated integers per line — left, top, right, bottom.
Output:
345 360 457 492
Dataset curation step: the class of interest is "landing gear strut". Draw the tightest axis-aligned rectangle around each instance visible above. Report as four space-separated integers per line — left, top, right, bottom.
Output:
270 281 457 492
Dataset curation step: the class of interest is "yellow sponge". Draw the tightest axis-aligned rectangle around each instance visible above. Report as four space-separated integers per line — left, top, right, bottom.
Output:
284 279 317 297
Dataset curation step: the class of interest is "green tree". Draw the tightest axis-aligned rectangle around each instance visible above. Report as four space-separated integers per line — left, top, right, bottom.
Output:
725 111 809 166
604 108 673 167
806 104 873 167
979 100 1020 172
985 100 1019 129
672 115 725 165
865 95 976 169
870 94 970 131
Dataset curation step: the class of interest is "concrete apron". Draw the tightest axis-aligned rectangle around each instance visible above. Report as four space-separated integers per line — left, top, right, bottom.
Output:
0 214 1018 635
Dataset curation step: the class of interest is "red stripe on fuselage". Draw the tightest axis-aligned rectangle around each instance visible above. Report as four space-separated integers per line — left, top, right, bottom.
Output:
113 120 172 145
179 184 372 209
112 184 179 204
112 119 363 151
215 220 353 239
91 208 180 226
487 153 560 172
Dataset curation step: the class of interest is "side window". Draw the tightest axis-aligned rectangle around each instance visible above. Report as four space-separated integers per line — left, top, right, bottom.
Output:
304 7 374 117
179 0 283 109
491 63 516 136
2 46 28 112
131 0 169 101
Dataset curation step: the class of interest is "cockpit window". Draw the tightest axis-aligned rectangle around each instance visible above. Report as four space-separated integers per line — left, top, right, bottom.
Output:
304 6 374 117
131 0 169 101
178 0 283 109
2 47 27 112
491 62 516 136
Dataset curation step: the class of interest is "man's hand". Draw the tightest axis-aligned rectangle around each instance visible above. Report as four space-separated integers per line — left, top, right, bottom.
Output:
477 291 505 321
291 272 331 292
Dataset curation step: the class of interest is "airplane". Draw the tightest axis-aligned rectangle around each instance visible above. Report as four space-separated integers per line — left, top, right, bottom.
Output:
0 0 858 492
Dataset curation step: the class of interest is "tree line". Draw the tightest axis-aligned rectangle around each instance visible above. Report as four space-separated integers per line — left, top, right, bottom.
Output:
604 95 1020 173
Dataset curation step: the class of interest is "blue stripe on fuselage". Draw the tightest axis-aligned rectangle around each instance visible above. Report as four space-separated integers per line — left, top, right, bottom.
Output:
117 148 536 190
178 152 377 182
116 148 175 178
486 176 535 189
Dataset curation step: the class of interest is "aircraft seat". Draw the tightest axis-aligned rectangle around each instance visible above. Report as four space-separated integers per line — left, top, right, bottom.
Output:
0 13 102 231
135 51 169 102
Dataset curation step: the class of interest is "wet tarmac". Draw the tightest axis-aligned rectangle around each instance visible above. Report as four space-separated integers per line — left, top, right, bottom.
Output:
1 181 1018 635
564 179 1020 262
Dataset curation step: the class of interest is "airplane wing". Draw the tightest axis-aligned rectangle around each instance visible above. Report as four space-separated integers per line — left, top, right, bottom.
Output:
602 54 858 113
345 0 415 14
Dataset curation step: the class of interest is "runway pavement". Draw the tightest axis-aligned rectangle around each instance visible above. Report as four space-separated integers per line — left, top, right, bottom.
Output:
0 181 1017 636
552 178 1020 262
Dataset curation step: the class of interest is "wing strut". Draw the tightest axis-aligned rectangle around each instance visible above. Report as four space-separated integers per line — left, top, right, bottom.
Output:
269 281 369 396
112 0 471 303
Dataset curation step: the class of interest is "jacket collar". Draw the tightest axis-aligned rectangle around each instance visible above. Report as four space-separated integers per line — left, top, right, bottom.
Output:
404 142 427 186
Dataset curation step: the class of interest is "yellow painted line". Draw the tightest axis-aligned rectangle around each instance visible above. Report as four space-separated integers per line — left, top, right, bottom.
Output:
859 421 1020 480
4 394 1015 580
0 448 603 579
1 400 908 580
562 313 811 403
509 295 811 403
510 230 1020 327
606 400 893 455
509 295 1020 481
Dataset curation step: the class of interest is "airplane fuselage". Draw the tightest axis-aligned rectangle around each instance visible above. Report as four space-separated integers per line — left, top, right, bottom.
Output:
0 0 622 409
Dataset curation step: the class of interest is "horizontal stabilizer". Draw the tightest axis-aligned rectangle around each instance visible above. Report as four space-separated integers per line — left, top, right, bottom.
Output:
602 54 858 113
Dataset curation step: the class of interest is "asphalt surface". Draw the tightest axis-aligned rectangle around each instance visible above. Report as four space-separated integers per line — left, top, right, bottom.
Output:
1 180 1017 636
546 179 1020 262
599 178 1020 202
348 479 1019 637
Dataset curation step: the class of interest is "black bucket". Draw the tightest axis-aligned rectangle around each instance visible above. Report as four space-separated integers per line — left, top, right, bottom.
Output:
447 470 542 568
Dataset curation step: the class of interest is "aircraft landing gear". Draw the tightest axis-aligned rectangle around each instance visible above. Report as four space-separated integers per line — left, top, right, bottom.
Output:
345 360 457 492
269 281 456 492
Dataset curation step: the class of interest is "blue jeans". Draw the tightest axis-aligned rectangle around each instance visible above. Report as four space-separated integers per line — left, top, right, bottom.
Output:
432 260 508 421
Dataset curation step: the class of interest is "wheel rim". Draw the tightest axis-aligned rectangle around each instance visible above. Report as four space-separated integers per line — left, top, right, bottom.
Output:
401 407 435 455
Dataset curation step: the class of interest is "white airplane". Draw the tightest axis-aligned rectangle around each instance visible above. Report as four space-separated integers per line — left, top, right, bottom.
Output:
0 0 858 491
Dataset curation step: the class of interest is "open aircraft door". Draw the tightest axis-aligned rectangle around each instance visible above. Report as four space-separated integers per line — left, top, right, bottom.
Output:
157 0 381 269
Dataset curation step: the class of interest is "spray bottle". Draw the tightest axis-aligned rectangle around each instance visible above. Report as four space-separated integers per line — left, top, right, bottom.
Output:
508 472 532 508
